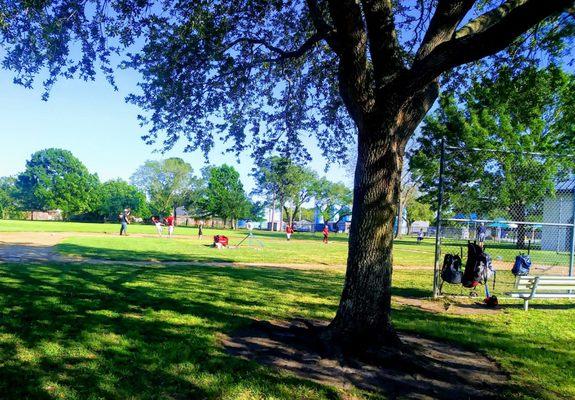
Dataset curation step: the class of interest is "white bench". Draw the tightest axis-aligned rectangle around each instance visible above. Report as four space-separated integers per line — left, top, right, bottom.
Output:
507 276 575 310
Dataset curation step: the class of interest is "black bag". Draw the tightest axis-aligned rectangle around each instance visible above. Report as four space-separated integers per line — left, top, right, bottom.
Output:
441 254 463 284
462 242 483 288
512 254 531 276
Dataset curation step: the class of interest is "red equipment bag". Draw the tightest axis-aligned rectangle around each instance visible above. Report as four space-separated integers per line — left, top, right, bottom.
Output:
214 235 229 247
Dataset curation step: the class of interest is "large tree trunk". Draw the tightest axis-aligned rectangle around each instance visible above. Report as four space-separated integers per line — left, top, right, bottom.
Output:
328 134 404 349
327 83 438 351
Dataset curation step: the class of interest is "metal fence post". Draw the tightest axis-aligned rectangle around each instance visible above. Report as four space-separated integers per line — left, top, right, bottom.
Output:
433 138 446 298
570 191 575 277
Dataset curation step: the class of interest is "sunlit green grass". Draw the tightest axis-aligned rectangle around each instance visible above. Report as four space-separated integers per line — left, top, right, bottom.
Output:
0 219 426 266
0 263 574 399
0 219 348 241
56 235 350 266
4 220 568 269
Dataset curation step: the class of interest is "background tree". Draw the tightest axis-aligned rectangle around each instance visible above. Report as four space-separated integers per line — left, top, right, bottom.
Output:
2 0 573 350
15 149 99 218
312 178 353 225
283 167 317 226
94 179 149 221
247 201 267 223
410 66 575 248
182 167 210 220
253 157 317 228
403 191 435 234
299 207 316 222
130 158 196 216
205 165 252 229
0 177 20 219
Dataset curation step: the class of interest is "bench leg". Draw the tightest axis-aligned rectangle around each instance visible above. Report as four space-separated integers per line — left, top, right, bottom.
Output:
524 300 529 311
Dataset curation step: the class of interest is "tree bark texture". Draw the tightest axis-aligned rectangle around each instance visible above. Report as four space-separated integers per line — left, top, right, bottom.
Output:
329 140 402 347
328 88 437 349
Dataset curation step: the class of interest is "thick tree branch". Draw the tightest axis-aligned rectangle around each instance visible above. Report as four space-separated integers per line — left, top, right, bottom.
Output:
306 0 333 34
225 32 325 61
409 0 573 92
361 0 404 82
414 0 475 61
327 0 372 123
455 0 527 39
305 0 340 50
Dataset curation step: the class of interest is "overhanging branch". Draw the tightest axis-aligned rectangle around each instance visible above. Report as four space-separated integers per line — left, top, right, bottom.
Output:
409 0 574 92
414 0 475 61
306 0 339 50
455 0 527 39
225 32 325 61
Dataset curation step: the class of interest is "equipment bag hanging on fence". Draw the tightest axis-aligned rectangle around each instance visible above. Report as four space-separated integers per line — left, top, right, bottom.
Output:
462 241 483 288
512 254 531 276
441 254 463 284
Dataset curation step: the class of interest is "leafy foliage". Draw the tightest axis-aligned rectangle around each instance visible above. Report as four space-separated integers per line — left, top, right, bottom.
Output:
205 164 252 227
404 195 434 228
15 148 99 217
312 177 352 223
253 157 318 224
409 66 575 248
3 1 570 163
94 179 149 221
0 176 21 219
130 158 197 216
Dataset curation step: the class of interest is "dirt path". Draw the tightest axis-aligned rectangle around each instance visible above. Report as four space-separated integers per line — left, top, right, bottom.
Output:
222 319 508 399
0 232 75 263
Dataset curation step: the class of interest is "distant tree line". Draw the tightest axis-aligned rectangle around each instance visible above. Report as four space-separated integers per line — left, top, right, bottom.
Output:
0 149 353 228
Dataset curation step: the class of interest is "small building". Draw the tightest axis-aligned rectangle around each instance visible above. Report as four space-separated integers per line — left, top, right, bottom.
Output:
25 210 63 221
410 221 430 234
541 179 575 252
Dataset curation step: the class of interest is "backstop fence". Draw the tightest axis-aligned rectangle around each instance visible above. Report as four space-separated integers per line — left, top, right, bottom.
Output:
432 141 575 298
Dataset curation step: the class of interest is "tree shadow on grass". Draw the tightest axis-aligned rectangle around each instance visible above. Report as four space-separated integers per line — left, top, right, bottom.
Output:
392 305 575 400
0 262 346 399
391 287 432 298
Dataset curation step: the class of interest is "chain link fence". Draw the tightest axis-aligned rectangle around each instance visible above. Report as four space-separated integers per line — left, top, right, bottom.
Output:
432 143 575 298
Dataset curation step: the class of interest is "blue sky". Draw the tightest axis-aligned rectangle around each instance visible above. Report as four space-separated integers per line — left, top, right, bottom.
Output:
0 67 352 192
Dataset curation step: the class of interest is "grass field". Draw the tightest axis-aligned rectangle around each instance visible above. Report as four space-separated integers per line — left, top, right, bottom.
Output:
1 220 575 399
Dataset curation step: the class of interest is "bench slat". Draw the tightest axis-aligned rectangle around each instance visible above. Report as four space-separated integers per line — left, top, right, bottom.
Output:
517 284 575 290
531 287 575 291
509 293 575 299
517 277 575 282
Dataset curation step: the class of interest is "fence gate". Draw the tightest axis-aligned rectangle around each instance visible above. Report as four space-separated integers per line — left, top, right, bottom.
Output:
432 141 575 298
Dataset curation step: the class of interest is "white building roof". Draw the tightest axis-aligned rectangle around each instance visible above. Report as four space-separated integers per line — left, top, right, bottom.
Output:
556 179 575 193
